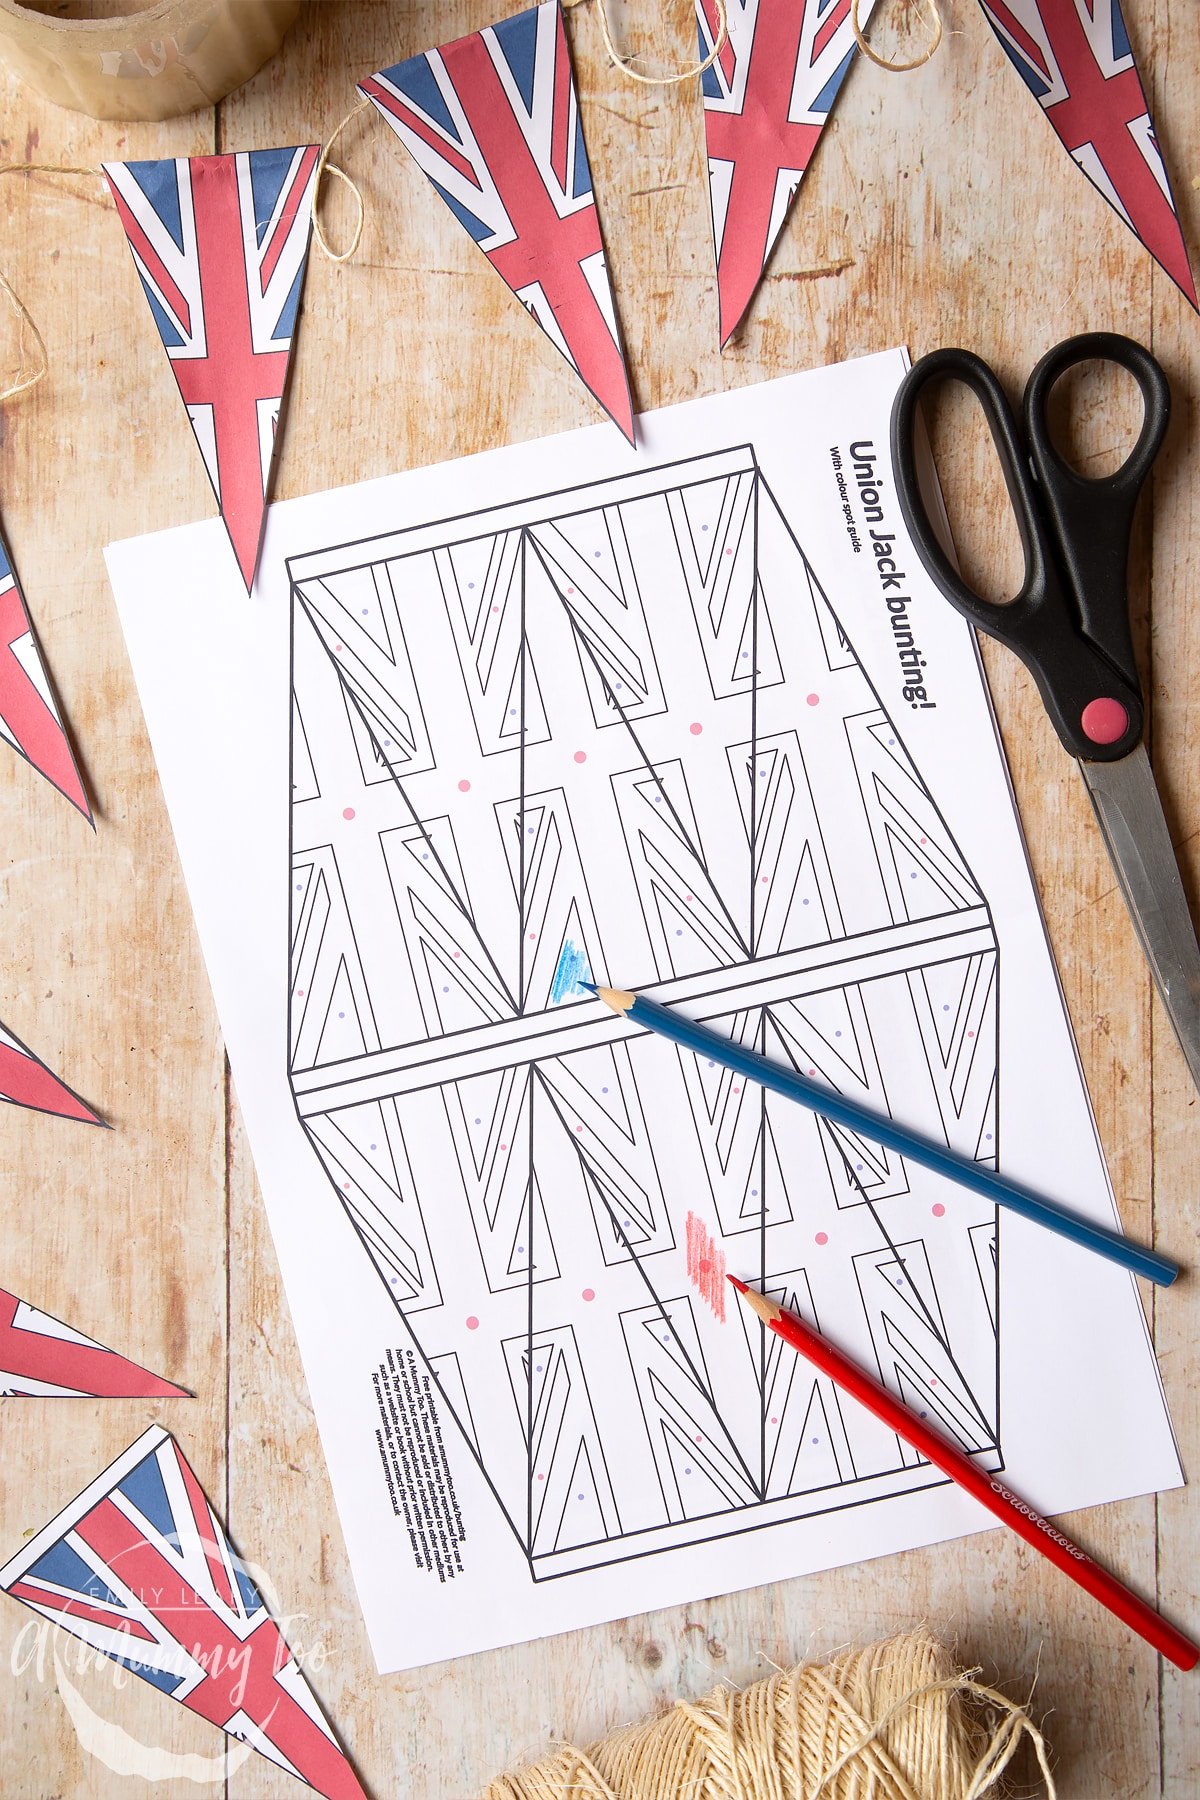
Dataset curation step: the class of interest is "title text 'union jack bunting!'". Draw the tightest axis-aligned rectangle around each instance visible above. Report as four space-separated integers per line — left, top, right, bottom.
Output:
696 0 875 346
104 147 322 591
0 523 90 820
979 0 1197 309
0 1429 367 1799
361 0 635 442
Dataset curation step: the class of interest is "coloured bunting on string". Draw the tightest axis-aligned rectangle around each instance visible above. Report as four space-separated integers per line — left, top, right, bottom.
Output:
0 524 90 821
0 1287 188 1397
361 0 635 441
104 146 321 592
0 1428 367 1800
0 1017 101 1125
978 0 1197 309
696 0 875 347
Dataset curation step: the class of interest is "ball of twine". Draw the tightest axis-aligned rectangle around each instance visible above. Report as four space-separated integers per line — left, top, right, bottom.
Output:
482 1631 1055 1800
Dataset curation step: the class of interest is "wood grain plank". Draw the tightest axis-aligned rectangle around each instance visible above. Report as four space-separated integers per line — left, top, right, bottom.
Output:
0 0 1196 1794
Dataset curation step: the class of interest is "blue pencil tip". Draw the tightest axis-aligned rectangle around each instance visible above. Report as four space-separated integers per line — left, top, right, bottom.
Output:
580 981 598 994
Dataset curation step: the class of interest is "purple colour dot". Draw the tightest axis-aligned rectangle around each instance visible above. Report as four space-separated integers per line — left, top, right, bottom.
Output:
910 871 918 879
803 898 810 905
742 651 748 659
702 524 709 531
390 1276 397 1284
943 1004 950 1011
468 582 475 589
835 1030 842 1037
422 852 429 860
986 1133 993 1141
443 985 449 993
751 1188 758 1197
295 883 302 891
510 708 516 716
811 1436 819 1445
518 1244 524 1254
536 1364 543 1372
362 607 369 615
889 738 895 745
594 550 602 558
370 1143 377 1150
676 928 683 936
475 1117 481 1124
602 1086 609 1094
684 1466 692 1475
338 1010 345 1019
578 1492 585 1500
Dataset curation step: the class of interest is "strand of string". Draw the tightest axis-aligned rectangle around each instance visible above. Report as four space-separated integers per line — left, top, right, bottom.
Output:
851 0 943 73
311 98 369 263
572 0 729 87
0 164 100 406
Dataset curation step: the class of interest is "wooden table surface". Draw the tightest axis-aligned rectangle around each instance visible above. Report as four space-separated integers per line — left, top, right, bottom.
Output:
1 2 1197 1793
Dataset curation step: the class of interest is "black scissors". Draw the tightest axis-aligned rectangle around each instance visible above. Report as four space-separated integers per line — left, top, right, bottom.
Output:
890 332 1200 1096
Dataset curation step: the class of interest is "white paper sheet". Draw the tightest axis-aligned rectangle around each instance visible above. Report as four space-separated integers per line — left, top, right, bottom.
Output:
106 350 1182 1675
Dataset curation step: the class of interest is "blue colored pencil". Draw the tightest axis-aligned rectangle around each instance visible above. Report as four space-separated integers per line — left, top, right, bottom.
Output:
589 985 1177 1288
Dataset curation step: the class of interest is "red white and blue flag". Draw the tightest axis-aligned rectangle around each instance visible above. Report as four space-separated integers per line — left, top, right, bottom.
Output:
0 1286 186 1397
1 1428 366 1799
0 526 90 820
696 0 873 346
104 147 321 591
979 0 1197 308
0 1014 100 1125
361 1 634 441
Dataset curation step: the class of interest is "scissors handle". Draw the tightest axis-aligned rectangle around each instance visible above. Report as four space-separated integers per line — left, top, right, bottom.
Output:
1023 333 1169 694
890 338 1168 762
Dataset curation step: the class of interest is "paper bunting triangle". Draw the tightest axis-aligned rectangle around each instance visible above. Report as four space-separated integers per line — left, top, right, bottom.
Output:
0 1017 101 1125
979 0 1198 310
0 524 90 820
104 147 321 591
361 0 635 441
1 1428 367 1800
0 1287 188 1397
697 0 874 346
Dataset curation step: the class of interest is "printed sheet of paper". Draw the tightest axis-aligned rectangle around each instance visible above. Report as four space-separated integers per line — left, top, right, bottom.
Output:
106 351 1181 1673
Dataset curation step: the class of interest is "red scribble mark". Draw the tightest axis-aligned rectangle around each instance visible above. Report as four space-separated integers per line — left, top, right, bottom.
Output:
686 1211 726 1321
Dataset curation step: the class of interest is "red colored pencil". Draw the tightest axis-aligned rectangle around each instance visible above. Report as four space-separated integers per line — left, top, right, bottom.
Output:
728 1274 1198 1671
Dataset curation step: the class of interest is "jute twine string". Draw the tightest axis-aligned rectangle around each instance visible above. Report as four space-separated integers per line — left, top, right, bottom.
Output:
481 1632 1055 1800
312 99 370 264
851 0 944 73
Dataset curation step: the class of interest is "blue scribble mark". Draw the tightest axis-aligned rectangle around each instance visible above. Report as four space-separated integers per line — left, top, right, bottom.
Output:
550 939 591 1004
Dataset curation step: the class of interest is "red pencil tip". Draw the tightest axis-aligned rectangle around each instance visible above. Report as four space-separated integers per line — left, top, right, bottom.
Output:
726 1274 749 1294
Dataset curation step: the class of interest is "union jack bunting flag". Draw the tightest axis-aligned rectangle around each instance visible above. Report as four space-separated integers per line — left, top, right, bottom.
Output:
104 147 322 592
361 0 635 441
0 524 90 820
1 1429 367 1799
0 1286 186 1397
696 0 874 346
0 1015 100 1125
979 0 1197 309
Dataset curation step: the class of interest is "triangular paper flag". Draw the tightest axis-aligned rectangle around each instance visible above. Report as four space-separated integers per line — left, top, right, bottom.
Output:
696 0 874 346
979 0 1198 309
0 1017 101 1125
361 0 635 441
0 523 90 820
104 147 321 591
1 1429 367 1800
0 1287 188 1397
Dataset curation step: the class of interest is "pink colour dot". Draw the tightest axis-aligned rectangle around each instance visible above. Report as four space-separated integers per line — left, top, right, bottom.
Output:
343 1182 350 1191
689 721 703 735
967 1030 975 1039
529 931 537 941
732 1085 740 1094
466 1315 480 1330
815 1231 829 1246
458 779 471 792
575 1125 583 1133
492 604 500 614
297 989 304 998
770 1416 778 1425
500 1143 507 1152
695 1435 703 1444
537 1473 545 1481
724 546 733 556
342 806 356 820
574 750 587 764
806 692 820 707
761 875 768 884
582 1288 595 1302
932 1203 946 1218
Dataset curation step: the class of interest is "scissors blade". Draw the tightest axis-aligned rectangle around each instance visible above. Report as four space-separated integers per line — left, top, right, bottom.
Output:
1081 744 1200 1096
